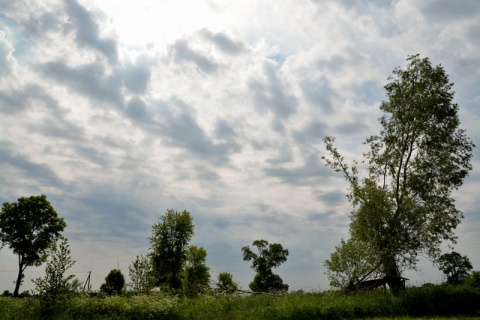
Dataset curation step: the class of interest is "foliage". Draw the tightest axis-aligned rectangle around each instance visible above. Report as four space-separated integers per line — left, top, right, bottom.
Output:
242 239 289 292
128 255 155 294
0 286 480 319
100 269 125 296
215 272 239 294
182 245 210 297
0 195 66 297
32 237 76 306
149 209 195 291
323 55 475 293
324 238 381 289
436 251 473 285
464 271 480 289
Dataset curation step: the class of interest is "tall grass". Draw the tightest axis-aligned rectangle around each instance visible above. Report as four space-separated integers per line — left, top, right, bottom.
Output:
0 285 479 319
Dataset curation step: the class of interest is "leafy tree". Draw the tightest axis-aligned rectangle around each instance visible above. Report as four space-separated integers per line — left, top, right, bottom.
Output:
242 239 289 292
215 272 239 294
128 255 155 294
182 245 210 297
100 269 125 295
323 55 474 293
464 271 480 289
149 209 194 291
32 237 76 305
0 195 66 297
324 238 381 289
436 251 472 285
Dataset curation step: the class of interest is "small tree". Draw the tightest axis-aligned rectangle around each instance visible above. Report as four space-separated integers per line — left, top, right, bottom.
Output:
128 255 155 294
100 269 125 295
149 209 194 291
324 238 381 289
32 237 76 305
436 251 472 285
242 239 289 292
182 245 210 297
215 272 239 294
0 195 66 297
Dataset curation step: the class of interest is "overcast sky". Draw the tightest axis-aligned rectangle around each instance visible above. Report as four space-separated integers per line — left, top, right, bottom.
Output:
1 0 479 292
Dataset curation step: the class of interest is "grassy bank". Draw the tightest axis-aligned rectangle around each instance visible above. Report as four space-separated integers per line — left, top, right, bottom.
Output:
1 286 479 319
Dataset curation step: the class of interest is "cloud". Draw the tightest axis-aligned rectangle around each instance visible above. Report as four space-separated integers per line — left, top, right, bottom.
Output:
63 0 118 63
200 29 246 55
264 154 333 186
171 39 219 73
249 61 298 122
0 147 67 191
122 55 152 94
39 61 124 108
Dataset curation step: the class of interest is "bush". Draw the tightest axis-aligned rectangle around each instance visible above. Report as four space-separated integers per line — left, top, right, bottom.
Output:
100 269 125 296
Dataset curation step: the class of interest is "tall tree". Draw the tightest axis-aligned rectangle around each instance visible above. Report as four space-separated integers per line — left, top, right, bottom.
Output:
149 209 194 290
182 245 210 297
0 195 66 297
436 251 472 285
323 55 474 293
242 239 289 292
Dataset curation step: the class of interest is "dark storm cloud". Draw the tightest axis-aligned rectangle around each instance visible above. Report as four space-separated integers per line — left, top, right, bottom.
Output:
249 61 298 121
40 61 124 108
171 39 219 73
0 147 67 190
264 154 332 185
64 0 118 63
200 29 246 55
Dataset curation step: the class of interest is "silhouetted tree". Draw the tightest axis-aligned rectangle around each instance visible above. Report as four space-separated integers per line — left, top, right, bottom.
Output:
0 195 66 297
242 239 289 292
436 251 472 285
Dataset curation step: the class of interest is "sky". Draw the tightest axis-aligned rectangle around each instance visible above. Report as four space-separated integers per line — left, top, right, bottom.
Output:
0 0 479 293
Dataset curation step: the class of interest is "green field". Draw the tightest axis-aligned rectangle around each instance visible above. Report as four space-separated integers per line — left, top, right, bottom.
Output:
1 285 479 320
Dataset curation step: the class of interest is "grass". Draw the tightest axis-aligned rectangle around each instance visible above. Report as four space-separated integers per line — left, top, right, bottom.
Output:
0 285 479 319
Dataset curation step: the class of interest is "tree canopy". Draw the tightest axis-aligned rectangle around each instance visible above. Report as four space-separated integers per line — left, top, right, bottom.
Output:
149 209 194 290
323 55 475 293
182 245 210 297
436 251 473 285
0 195 66 297
242 239 289 292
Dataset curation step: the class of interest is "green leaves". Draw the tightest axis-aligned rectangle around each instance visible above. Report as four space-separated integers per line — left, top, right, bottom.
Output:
242 239 289 292
323 55 474 289
0 195 66 296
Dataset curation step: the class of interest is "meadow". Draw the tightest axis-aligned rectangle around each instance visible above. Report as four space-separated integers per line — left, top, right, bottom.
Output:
1 285 479 320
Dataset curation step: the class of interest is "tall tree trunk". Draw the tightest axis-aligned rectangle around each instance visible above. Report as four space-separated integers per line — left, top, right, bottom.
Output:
13 266 24 297
383 254 404 296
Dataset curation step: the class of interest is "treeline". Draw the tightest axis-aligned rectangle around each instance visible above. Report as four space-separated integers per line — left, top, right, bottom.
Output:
0 195 290 300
